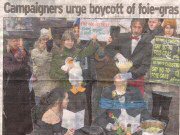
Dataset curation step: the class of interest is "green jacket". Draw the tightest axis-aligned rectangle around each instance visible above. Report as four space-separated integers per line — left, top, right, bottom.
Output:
49 40 98 90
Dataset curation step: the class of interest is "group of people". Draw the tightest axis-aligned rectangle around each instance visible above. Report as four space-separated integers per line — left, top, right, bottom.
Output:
3 18 179 135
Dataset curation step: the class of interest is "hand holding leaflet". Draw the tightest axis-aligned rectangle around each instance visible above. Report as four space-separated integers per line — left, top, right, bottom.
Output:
61 109 85 130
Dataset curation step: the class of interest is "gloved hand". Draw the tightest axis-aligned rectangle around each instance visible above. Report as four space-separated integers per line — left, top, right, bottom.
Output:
46 39 53 52
120 72 132 80
114 53 126 63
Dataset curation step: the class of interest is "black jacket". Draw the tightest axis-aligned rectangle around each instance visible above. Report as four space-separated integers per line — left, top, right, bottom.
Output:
106 33 153 79
93 85 151 130
3 51 33 134
146 26 164 40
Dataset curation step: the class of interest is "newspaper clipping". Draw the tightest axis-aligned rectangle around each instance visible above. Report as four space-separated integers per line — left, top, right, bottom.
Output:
0 0 180 135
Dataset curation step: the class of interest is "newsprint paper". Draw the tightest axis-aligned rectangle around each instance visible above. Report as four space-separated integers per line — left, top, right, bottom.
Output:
0 0 180 135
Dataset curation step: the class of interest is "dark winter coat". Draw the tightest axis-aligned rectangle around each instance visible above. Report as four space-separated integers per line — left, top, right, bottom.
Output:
3 51 33 135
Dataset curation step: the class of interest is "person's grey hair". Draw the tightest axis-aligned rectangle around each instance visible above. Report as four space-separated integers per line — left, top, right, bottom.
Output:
7 38 24 49
131 19 146 29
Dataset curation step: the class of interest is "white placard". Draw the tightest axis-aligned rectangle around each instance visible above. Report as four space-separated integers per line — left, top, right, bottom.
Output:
61 109 85 130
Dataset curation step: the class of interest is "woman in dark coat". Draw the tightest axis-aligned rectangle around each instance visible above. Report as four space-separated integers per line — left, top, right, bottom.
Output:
3 37 33 135
31 87 104 135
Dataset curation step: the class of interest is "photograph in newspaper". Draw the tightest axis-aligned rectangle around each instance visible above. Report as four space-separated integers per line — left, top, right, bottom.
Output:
1 0 180 135
2 17 179 135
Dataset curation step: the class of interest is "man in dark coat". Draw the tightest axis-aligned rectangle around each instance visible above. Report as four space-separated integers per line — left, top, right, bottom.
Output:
106 19 153 95
3 37 33 135
146 18 163 40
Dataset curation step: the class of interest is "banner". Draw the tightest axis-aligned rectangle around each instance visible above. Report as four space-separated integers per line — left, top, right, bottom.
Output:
80 19 111 41
149 36 180 85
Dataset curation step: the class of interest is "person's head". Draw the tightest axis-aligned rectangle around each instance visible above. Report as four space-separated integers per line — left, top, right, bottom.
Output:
131 19 146 36
38 28 50 48
114 74 127 88
7 37 24 51
162 19 177 37
148 19 162 31
6 37 26 61
73 18 80 37
73 24 80 38
61 29 76 49
40 87 69 111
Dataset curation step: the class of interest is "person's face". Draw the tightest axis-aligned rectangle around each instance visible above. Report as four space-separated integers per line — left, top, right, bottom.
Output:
131 21 143 36
114 75 127 87
40 36 49 45
8 38 23 50
62 93 69 109
164 25 175 37
63 39 74 49
73 26 80 37
148 19 161 31
38 36 49 50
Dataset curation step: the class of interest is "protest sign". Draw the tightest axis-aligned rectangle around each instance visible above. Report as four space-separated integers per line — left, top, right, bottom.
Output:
149 36 180 85
80 18 111 41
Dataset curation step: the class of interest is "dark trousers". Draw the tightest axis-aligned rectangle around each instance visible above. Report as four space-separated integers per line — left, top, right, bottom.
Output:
152 92 172 125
